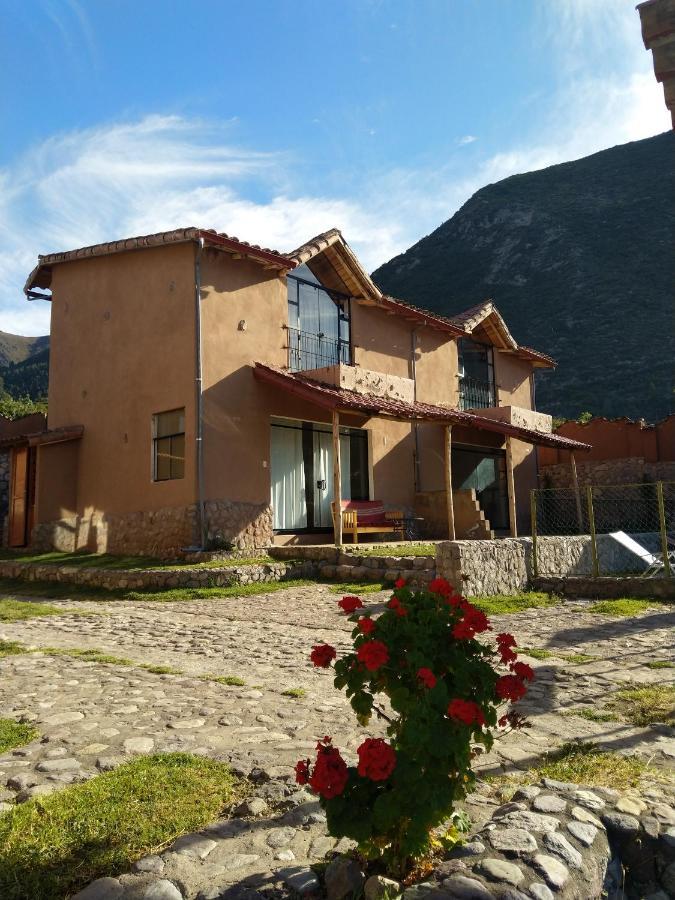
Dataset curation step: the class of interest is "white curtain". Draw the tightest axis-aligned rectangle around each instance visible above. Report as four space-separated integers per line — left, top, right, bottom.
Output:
271 427 307 530
312 431 351 527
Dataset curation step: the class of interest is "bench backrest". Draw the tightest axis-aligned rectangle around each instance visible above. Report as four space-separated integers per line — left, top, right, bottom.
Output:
333 500 388 525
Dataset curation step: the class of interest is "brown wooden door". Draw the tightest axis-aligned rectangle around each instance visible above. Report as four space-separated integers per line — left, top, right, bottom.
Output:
9 447 29 547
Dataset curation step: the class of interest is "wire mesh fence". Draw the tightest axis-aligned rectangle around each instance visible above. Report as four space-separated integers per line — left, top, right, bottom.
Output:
531 481 674 578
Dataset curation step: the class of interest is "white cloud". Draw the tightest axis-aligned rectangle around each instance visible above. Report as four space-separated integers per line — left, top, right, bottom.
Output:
457 135 477 146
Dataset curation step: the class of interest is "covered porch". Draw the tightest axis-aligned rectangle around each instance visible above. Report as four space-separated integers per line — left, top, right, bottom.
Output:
254 363 591 548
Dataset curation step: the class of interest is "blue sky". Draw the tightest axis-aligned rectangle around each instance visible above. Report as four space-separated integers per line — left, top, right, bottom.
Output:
1 0 669 335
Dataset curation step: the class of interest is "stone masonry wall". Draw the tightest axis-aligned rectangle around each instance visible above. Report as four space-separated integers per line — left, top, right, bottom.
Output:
436 534 667 596
31 499 274 558
542 456 675 488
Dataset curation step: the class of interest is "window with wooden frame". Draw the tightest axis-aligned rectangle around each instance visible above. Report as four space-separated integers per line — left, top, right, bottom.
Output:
152 408 185 481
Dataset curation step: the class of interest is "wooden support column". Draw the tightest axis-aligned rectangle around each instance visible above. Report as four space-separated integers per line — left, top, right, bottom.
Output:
444 425 456 540
332 410 342 548
505 436 518 537
570 452 583 532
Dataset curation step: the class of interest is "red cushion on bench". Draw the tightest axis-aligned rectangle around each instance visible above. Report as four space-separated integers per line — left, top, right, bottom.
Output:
340 500 392 526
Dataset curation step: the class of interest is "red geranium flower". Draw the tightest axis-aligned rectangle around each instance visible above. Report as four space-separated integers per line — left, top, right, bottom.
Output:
394 578 406 588
429 577 452 595
417 667 437 689
387 596 408 617
356 639 389 671
338 595 364 614
308 737 349 799
452 604 490 640
497 632 517 648
310 644 337 668
447 698 486 727
357 737 396 781
357 616 376 634
496 674 528 701
499 645 518 664
295 758 310 784
511 661 535 682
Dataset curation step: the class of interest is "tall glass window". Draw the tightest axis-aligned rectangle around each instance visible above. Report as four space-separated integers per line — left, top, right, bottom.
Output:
287 265 351 371
458 339 496 409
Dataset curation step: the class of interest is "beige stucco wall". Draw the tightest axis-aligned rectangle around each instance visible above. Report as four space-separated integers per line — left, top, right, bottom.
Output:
37 242 197 536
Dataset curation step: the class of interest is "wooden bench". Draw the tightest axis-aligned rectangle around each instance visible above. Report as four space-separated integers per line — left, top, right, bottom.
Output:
331 500 405 545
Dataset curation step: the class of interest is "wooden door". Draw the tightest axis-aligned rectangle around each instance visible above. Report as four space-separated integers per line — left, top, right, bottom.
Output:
9 446 29 547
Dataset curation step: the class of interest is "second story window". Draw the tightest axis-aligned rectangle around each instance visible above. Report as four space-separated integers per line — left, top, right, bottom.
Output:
458 339 496 410
153 408 185 481
287 265 351 372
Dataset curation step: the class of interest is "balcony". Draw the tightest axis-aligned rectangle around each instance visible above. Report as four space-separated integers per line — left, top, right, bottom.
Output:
458 375 496 410
287 327 351 373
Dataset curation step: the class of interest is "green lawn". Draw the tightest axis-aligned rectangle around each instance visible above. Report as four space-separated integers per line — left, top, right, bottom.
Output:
0 718 39 753
612 684 675 726
0 598 89 623
520 647 596 665
588 598 666 617
533 742 647 789
328 581 388 594
0 639 28 658
343 543 437 558
0 753 242 900
471 592 559 615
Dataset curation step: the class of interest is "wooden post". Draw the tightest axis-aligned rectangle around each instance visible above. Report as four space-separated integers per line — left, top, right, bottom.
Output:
444 425 456 540
505 436 518 537
332 410 342 548
587 484 599 577
656 481 670 577
570 452 583 532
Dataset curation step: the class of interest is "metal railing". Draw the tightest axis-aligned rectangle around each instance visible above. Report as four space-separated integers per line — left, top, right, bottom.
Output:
287 328 351 372
458 375 496 410
530 481 674 578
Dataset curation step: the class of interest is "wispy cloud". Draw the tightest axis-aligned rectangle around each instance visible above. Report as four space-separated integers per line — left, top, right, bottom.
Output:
457 135 477 146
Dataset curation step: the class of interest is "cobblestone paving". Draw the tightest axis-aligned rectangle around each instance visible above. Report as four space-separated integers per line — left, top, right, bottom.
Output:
0 586 673 898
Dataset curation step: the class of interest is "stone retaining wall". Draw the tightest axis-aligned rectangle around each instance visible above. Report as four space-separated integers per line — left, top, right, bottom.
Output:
0 558 317 592
542 456 675 488
31 499 274 557
317 552 436 588
534 575 675 600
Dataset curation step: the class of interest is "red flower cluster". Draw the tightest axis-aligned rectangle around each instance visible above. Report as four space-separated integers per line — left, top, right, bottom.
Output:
452 603 490 640
429 577 452 596
339 596 364 614
394 578 406 589
417 667 437 689
498 710 529 730
510 660 534 682
496 674 528 701
356 639 389 671
497 632 518 664
357 737 397 781
447 698 486 727
387 596 408 617
310 644 337 668
357 616 376 634
298 737 349 799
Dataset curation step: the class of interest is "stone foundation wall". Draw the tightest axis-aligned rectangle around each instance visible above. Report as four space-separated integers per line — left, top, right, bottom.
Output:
31 499 274 558
541 456 675 488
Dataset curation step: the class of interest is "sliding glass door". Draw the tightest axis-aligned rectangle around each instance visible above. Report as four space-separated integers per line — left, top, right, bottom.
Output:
271 419 368 531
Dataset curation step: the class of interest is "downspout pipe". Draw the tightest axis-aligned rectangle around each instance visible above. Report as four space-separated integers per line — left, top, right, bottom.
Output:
411 328 420 492
194 237 206 549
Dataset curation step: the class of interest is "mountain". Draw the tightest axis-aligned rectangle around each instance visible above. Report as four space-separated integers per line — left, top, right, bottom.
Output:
372 132 675 423
0 332 49 401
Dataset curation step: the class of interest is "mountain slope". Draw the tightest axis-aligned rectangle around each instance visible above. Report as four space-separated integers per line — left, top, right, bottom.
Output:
0 332 49 369
372 132 674 422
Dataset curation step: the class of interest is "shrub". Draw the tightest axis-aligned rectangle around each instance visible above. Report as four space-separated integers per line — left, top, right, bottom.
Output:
296 578 532 875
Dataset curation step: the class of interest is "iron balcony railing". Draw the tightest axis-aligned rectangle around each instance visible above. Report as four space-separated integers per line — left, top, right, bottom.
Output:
287 327 351 372
458 375 497 410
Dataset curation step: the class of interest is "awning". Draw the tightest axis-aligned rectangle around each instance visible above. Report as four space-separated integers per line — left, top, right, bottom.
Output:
253 363 591 452
0 425 84 450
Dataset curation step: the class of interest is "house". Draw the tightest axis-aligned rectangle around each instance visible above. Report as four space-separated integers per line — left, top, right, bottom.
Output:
16 227 589 555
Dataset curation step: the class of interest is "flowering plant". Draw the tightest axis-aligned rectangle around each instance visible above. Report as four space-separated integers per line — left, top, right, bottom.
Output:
296 577 532 875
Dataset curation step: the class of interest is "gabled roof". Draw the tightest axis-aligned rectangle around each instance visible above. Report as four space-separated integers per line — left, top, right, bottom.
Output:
253 363 589 451
23 225 555 366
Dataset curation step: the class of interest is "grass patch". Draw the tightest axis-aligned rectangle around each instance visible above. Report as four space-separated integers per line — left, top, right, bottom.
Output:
647 660 675 669
282 687 306 699
328 581 387 595
561 707 618 723
42 647 136 667
535 742 646 789
200 674 246 686
612 684 675 726
588 598 665 617
0 598 89 622
0 549 278 572
0 639 28 658
0 718 40 753
471 592 559 615
143 664 183 675
344 543 437 558
0 753 241 900
519 647 596 664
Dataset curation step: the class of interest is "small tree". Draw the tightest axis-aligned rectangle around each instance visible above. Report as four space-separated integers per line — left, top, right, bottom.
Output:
296 578 532 876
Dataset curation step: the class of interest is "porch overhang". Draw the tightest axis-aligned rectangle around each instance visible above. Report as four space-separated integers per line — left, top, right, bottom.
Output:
253 363 591 453
0 424 84 451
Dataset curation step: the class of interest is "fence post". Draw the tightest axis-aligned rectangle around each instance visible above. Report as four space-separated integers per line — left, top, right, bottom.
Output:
530 489 538 579
656 481 671 578
586 485 599 577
